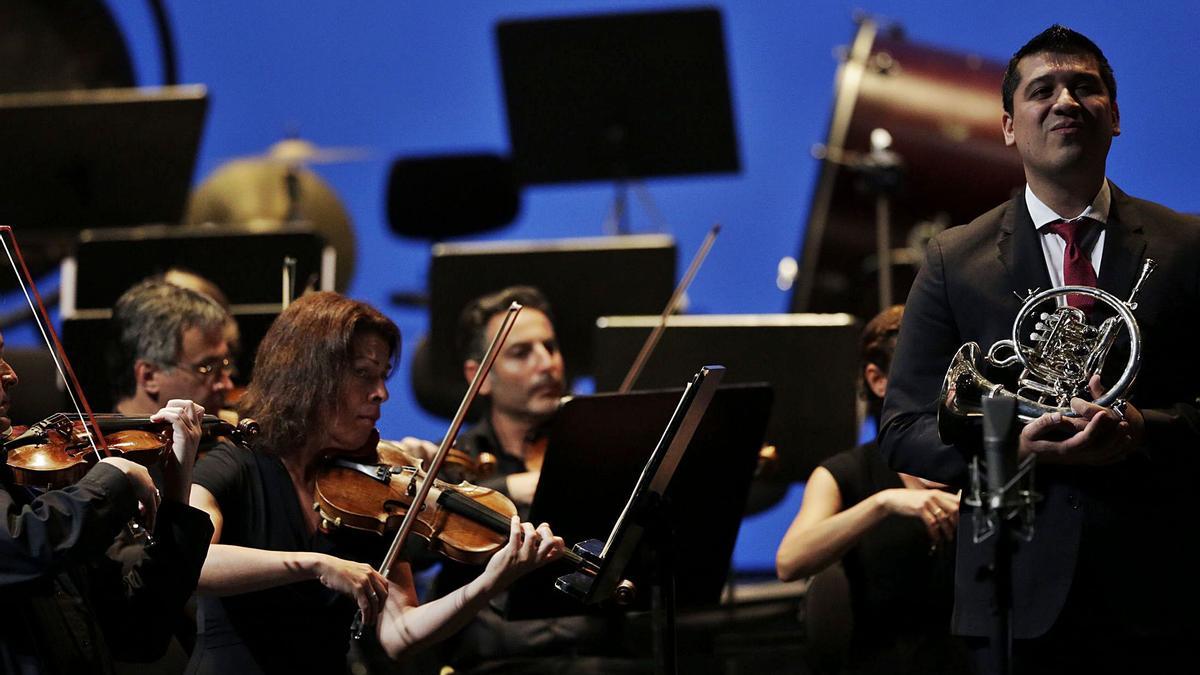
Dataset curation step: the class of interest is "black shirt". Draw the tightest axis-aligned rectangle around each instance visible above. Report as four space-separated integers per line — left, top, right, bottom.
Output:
821 442 967 674
188 441 385 675
457 414 532 508
1 462 213 675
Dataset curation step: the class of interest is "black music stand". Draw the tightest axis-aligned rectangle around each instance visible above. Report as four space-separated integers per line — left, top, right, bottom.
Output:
413 235 676 418
0 86 208 231
504 375 772 672
59 223 333 410
497 8 738 185
593 314 860 483
65 223 332 310
496 7 738 233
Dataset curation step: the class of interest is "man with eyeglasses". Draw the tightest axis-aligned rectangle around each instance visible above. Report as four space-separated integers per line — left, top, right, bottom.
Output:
100 278 237 673
110 278 236 418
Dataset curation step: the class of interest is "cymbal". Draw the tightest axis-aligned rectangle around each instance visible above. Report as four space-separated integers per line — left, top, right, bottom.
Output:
185 159 356 290
234 138 373 166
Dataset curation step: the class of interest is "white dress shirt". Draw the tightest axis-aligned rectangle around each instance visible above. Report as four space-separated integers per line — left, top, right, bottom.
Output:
1025 180 1111 290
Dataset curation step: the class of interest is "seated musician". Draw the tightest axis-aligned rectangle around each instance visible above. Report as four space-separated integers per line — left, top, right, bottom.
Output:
107 275 240 673
185 291 564 674
0 329 214 673
454 285 566 509
110 278 236 419
775 306 969 675
432 285 649 675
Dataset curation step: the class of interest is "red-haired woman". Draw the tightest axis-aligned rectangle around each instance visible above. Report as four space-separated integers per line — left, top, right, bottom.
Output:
186 292 562 673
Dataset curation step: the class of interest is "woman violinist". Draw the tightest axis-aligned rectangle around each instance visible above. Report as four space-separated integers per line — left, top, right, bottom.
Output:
186 292 564 674
0 328 214 674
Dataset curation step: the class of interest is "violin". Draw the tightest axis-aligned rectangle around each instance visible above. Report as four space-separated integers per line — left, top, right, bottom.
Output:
2 413 259 490
375 437 498 485
313 443 596 569
341 302 626 638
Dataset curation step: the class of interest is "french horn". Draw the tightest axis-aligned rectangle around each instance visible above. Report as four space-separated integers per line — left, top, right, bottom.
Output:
938 258 1156 444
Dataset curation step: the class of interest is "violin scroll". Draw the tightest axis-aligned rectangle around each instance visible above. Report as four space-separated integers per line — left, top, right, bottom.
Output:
212 417 260 448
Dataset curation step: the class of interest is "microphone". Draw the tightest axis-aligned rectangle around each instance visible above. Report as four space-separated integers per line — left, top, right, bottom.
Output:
967 393 1039 544
982 394 1017 509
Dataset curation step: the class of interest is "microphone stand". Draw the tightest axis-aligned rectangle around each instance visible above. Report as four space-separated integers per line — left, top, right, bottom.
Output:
975 394 1038 675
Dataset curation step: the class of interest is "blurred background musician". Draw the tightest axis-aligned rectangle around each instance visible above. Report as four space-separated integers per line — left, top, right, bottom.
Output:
426 284 647 675
110 279 236 422
186 292 563 674
105 275 237 673
1 325 213 674
454 286 565 510
775 306 968 675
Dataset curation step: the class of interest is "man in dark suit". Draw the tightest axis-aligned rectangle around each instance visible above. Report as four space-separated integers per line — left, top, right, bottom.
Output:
880 25 1200 674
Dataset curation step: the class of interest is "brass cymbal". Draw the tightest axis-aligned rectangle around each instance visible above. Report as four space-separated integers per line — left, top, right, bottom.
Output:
234 138 373 166
185 158 356 290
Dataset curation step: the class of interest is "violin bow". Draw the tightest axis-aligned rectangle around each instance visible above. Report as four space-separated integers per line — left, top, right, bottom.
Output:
0 226 108 460
351 301 522 638
618 224 720 393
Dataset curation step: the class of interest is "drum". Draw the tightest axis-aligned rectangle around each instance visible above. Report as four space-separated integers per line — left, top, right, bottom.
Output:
790 18 1026 318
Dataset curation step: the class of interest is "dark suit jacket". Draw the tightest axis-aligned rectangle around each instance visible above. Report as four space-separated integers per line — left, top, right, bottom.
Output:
1 462 213 674
879 183 1200 639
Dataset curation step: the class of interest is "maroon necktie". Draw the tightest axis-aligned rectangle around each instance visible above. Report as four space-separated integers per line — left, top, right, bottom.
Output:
1046 219 1098 314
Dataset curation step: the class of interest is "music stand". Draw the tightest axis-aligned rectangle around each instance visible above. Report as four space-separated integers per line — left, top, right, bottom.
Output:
593 314 860 482
415 235 676 418
58 223 334 410
64 223 333 310
0 86 208 231
496 7 738 233
497 8 738 185
504 380 772 627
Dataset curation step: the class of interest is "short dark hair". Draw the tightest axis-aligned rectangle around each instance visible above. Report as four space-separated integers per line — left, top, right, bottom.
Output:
1001 25 1116 115
861 304 904 420
238 292 400 454
456 285 554 363
109 279 231 401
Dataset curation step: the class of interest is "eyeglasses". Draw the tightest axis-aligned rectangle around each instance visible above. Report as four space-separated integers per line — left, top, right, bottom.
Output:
177 357 236 381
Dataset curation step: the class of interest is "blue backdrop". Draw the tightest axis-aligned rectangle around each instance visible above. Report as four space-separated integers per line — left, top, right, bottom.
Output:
69 0 1200 571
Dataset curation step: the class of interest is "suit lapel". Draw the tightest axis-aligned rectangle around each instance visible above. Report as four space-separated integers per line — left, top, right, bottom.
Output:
1097 183 1147 300
996 191 1053 302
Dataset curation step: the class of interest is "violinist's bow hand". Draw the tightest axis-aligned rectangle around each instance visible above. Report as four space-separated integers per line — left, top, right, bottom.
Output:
391 437 440 466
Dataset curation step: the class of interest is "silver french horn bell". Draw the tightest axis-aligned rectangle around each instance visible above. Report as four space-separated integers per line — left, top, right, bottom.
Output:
938 258 1157 444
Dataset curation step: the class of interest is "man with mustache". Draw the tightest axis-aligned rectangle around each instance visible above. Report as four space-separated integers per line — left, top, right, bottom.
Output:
431 286 647 675
880 25 1200 673
456 285 567 509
